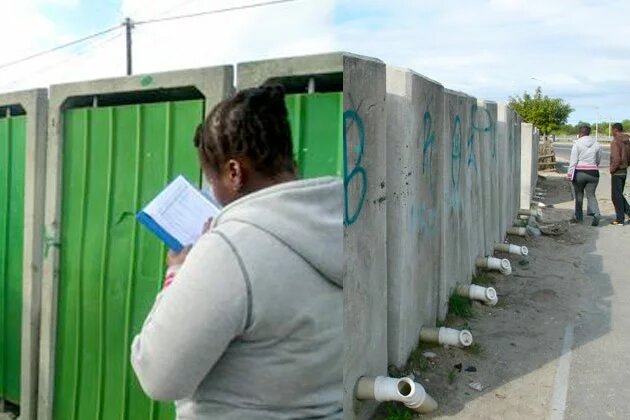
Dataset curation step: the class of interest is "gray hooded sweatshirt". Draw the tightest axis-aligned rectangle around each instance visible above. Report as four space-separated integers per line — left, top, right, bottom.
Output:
567 135 601 180
131 177 343 419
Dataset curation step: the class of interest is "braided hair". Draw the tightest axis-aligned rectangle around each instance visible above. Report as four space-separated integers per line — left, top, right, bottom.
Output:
195 84 296 177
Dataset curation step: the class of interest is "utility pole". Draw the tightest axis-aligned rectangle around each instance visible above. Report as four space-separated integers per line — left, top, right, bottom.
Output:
609 116 612 139
124 17 134 76
595 107 599 141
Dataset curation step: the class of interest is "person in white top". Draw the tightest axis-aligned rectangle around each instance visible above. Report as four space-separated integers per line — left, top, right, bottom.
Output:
567 125 602 226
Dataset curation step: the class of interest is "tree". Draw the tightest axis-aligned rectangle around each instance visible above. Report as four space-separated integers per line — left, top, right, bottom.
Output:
509 87 574 137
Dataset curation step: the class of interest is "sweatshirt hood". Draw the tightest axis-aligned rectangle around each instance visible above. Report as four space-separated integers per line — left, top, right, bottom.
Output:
214 177 343 288
578 135 597 148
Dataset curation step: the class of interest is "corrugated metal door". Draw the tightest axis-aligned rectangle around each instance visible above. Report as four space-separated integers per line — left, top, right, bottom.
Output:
285 92 343 178
0 115 26 405
54 100 204 420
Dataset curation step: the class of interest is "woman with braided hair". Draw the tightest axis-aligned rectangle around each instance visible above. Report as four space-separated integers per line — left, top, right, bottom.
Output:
131 85 343 419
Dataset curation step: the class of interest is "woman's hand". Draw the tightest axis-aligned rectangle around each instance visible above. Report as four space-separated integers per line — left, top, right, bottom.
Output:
167 247 191 268
165 219 212 269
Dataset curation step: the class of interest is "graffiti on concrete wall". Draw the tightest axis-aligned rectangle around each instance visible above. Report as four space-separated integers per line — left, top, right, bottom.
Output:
467 104 478 171
449 113 463 210
421 110 436 196
481 108 497 160
466 104 494 171
409 203 438 236
343 109 367 226
410 106 439 236
447 102 497 210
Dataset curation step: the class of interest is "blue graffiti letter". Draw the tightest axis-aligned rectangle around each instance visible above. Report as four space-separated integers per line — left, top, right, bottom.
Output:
421 111 437 195
343 110 367 226
451 115 462 189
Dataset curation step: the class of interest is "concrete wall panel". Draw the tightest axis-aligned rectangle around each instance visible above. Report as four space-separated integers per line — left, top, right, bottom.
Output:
237 52 343 89
0 89 47 420
343 54 387 420
496 104 510 237
470 101 486 259
439 89 469 319
476 101 499 252
511 112 523 217
385 67 444 367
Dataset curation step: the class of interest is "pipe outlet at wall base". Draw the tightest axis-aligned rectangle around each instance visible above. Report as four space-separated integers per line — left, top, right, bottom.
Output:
507 227 527 236
456 284 498 306
519 208 542 218
494 243 529 256
476 257 512 275
420 327 473 348
355 376 438 413
514 218 533 228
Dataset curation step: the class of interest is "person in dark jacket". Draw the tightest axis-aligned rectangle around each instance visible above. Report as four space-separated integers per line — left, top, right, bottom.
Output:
610 123 630 225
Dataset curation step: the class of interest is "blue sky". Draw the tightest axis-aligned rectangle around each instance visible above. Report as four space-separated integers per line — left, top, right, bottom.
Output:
1 0 628 124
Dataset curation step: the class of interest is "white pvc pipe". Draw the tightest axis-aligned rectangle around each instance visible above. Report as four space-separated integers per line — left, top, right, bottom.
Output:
476 256 512 275
507 227 527 236
494 243 529 256
420 327 473 348
514 218 527 226
456 284 498 306
356 376 438 414
519 208 541 217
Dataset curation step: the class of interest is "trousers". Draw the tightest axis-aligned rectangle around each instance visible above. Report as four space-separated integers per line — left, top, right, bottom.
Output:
611 174 630 223
572 171 600 221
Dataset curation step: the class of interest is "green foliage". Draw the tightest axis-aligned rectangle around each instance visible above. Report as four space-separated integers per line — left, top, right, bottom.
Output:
509 87 573 135
468 342 483 355
472 272 493 286
448 294 475 319
383 402 414 420
558 119 630 136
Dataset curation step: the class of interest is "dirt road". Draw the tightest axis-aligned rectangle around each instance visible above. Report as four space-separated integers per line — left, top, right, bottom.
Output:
375 167 630 420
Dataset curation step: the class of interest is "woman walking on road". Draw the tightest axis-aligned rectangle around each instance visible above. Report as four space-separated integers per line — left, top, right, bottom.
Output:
567 125 602 226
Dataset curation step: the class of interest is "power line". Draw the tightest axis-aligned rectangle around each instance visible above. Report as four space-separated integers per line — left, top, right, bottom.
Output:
153 0 204 20
0 24 122 72
0 31 124 91
0 0 302 74
134 0 301 25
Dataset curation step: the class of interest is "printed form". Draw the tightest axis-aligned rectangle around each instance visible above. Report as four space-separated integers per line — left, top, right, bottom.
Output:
143 176 220 247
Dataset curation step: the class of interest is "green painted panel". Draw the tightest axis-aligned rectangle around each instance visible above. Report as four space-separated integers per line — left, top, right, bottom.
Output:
285 92 343 178
0 115 26 405
54 100 203 420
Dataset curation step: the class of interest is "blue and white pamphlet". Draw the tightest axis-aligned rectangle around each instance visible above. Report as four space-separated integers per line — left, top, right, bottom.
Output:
137 175 220 252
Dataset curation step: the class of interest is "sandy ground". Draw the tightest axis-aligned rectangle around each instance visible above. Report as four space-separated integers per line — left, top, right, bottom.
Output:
374 164 630 419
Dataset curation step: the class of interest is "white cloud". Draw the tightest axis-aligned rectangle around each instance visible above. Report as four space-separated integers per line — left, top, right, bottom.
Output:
332 0 630 122
1 0 628 122
0 0 336 93
122 0 336 73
